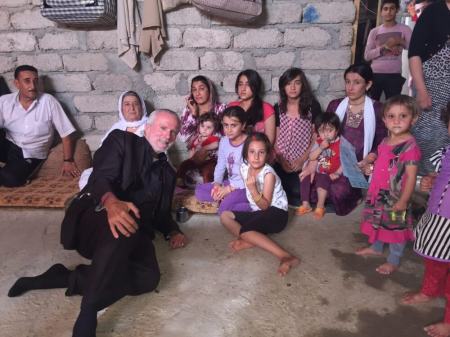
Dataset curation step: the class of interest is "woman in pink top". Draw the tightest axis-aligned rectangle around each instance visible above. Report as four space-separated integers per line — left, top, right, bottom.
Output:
228 69 276 144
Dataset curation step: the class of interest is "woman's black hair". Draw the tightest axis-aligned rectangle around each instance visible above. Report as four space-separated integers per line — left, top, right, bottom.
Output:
344 63 373 83
235 69 263 127
313 113 341 136
441 101 450 128
278 67 316 119
242 132 272 164
222 105 248 126
198 112 219 133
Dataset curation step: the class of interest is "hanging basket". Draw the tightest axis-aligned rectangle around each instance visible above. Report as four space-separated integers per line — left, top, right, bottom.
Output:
41 0 117 26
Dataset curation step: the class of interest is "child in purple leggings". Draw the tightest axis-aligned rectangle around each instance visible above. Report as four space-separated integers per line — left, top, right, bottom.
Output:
195 106 251 214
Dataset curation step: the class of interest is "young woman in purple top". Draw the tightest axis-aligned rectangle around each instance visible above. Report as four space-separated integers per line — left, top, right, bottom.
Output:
325 64 387 215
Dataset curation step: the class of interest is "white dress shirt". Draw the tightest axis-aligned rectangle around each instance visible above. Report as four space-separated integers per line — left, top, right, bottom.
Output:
0 92 75 159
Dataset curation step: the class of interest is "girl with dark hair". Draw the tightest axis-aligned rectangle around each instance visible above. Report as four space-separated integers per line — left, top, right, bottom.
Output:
227 69 276 144
325 63 387 215
179 75 225 146
220 132 299 276
298 113 344 219
177 113 220 185
179 75 226 185
195 106 251 214
273 67 322 206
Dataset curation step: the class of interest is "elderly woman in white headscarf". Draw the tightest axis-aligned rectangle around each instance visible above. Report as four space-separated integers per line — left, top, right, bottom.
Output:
78 91 148 189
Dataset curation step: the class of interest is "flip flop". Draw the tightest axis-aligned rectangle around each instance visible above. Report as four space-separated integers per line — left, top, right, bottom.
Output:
313 207 325 219
296 205 312 215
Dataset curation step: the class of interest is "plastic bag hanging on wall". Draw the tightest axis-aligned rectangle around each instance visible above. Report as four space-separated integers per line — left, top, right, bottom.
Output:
191 0 263 22
41 0 117 26
161 0 263 22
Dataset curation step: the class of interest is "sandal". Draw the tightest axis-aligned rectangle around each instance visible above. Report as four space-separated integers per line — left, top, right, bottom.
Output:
296 205 312 215
313 207 325 219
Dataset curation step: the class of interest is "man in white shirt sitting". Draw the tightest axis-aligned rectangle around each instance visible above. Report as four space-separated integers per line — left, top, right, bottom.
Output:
0 65 80 187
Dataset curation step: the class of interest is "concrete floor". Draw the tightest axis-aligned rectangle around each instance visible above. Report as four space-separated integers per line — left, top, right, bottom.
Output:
0 206 444 337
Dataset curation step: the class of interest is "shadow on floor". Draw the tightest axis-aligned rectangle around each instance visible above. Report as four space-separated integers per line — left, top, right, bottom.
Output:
307 306 442 337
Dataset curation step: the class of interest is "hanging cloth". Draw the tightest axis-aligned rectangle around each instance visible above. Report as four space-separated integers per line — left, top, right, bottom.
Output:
139 0 166 60
117 0 140 69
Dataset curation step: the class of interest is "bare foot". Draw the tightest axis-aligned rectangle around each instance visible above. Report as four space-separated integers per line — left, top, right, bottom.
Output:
278 256 300 276
229 239 254 252
401 291 432 305
376 262 397 275
424 322 450 337
355 247 383 257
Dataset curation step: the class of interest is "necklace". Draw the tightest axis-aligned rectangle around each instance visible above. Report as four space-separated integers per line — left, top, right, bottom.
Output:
348 100 364 111
346 105 364 128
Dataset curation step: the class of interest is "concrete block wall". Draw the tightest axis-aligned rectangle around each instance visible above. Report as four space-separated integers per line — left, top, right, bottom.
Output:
0 0 355 163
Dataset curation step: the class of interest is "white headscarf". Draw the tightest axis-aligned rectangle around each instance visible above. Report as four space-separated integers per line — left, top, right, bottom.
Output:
79 91 149 190
335 95 376 158
100 91 148 144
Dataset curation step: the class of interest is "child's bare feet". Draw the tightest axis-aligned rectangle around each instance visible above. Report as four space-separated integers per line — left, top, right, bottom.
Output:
355 247 383 257
229 239 254 252
424 322 450 337
401 291 432 305
376 262 397 275
278 256 300 276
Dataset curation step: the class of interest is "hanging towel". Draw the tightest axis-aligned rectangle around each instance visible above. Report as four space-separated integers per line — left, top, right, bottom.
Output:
139 0 166 60
117 0 139 69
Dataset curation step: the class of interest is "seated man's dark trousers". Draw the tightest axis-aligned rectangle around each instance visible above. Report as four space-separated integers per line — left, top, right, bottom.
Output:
0 131 43 187
65 203 161 312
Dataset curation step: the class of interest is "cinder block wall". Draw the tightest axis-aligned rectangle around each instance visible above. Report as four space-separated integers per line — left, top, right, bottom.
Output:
0 0 355 162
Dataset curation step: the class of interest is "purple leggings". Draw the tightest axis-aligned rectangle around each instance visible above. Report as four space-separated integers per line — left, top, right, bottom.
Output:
195 182 251 214
300 172 332 203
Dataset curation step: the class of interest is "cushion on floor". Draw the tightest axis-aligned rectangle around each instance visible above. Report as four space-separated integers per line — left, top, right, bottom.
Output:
0 139 91 208
173 189 218 214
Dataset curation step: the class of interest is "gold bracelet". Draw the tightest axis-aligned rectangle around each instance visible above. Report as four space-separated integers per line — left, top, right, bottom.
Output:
253 192 263 203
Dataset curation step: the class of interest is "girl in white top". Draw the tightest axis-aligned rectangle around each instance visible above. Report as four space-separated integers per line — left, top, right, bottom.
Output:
220 132 300 276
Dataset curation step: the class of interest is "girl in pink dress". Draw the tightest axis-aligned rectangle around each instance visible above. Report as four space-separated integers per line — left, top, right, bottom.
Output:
356 95 421 275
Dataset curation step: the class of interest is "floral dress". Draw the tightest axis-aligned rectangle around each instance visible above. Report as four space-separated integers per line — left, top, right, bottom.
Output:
361 137 421 243
179 103 226 149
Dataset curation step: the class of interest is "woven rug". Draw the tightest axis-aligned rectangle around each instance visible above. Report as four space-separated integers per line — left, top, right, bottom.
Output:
173 189 218 214
0 139 91 209
0 175 79 208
